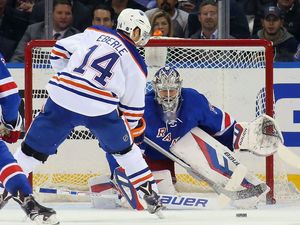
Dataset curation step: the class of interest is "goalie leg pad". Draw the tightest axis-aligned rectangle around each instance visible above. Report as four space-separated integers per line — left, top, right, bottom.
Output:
113 167 146 210
88 175 121 209
152 170 177 195
171 127 243 185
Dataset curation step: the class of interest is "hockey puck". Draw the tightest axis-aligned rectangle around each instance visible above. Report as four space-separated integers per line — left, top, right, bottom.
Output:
236 213 247 217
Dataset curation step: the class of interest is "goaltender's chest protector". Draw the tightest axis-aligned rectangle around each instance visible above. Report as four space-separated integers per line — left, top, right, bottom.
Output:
144 88 228 153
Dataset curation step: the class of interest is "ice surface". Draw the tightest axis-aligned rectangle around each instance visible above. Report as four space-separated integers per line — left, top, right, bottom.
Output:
1 200 300 225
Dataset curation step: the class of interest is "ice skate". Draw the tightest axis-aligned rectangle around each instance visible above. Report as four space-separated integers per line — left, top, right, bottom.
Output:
139 182 164 218
0 189 12 209
14 195 59 225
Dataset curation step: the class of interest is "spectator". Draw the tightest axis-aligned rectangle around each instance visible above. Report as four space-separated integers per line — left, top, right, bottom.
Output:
253 6 298 62
145 0 189 38
150 9 173 36
10 0 79 62
0 0 36 42
178 0 201 13
190 0 219 39
188 0 250 38
276 0 300 42
236 0 275 35
89 0 147 15
110 0 147 14
252 0 300 42
92 4 116 28
30 0 92 32
0 0 25 61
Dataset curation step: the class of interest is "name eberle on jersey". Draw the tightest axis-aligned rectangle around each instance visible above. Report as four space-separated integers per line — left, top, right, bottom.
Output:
97 34 128 56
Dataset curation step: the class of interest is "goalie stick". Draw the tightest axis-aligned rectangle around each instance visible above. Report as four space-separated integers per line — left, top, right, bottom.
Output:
261 115 300 170
144 137 268 201
37 187 236 209
277 144 300 170
242 115 300 170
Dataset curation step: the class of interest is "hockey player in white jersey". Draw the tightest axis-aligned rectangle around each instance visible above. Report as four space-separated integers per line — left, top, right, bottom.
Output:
11 8 163 216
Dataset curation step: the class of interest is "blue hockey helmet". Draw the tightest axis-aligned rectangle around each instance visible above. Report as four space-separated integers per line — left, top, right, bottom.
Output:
152 66 182 123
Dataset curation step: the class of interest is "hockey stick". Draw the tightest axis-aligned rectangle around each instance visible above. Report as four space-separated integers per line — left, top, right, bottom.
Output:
144 137 268 201
277 143 300 170
37 187 232 209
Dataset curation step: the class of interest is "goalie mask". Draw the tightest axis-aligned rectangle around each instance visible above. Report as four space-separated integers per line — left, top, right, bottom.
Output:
152 67 182 123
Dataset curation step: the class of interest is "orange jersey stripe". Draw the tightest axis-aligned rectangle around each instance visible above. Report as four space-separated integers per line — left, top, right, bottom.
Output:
131 173 153 186
51 49 68 59
122 112 144 118
52 76 116 98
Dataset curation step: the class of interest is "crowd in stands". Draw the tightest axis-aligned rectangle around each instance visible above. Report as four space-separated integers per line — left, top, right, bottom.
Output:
0 0 300 62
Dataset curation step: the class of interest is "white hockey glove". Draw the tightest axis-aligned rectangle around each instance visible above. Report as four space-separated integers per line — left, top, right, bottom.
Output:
0 113 22 143
233 115 283 156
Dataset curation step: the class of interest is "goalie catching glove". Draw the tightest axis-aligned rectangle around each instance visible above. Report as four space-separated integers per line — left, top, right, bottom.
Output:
233 115 283 156
0 113 22 143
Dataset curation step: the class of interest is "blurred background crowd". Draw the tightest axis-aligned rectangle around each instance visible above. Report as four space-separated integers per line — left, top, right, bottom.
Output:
0 0 299 63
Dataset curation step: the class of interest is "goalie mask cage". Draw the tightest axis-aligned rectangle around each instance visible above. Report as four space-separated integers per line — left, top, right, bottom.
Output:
24 38 296 204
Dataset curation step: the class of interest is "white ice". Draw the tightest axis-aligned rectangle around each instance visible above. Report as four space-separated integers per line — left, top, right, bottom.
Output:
1 200 300 225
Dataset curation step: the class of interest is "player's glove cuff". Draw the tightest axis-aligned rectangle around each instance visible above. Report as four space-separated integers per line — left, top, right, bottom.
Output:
0 113 22 143
131 118 146 145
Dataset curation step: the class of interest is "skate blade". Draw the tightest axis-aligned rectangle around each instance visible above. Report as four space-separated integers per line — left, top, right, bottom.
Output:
155 210 165 219
33 214 60 225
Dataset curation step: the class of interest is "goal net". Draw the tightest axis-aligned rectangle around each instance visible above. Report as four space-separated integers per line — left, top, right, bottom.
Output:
24 38 298 203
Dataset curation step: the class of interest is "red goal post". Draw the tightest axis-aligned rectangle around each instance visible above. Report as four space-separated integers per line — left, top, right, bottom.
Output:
25 38 278 203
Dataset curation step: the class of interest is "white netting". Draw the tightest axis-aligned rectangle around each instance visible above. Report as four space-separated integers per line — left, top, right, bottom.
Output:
26 39 299 202
255 88 300 201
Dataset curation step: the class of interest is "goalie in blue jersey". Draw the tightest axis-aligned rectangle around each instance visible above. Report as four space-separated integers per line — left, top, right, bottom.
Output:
105 66 284 209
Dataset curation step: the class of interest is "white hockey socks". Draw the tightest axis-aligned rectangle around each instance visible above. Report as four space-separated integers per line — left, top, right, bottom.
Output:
113 144 158 195
13 147 42 175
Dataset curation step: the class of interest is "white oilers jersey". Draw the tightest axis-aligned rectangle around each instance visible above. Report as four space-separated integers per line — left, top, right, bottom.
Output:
48 26 147 128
